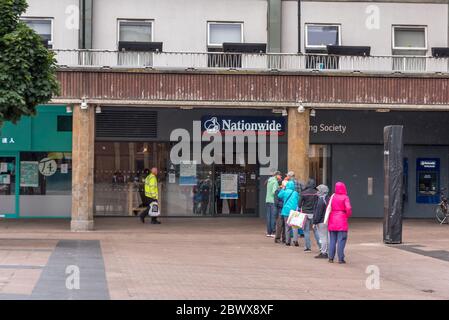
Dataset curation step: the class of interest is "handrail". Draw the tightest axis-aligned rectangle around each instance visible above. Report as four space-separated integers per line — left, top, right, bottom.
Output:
51 49 449 73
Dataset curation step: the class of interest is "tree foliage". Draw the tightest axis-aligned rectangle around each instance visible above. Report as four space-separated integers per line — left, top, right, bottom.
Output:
0 0 59 126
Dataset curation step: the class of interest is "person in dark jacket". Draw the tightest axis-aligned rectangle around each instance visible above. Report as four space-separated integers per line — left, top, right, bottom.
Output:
274 184 286 244
313 184 330 259
299 178 320 252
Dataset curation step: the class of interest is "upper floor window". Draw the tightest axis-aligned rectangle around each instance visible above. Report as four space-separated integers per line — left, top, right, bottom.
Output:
305 24 340 51
392 26 427 71
207 22 243 47
21 18 53 47
118 20 153 43
392 25 427 51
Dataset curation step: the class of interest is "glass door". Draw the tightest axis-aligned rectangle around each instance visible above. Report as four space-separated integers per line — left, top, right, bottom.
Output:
0 155 18 217
214 164 258 215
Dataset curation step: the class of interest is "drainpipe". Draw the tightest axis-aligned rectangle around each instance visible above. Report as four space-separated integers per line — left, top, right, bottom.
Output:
79 0 93 49
298 0 301 53
267 0 282 53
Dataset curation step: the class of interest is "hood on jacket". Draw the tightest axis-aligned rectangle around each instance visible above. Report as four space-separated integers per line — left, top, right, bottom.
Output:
335 182 347 195
316 184 329 197
305 178 316 189
285 180 296 191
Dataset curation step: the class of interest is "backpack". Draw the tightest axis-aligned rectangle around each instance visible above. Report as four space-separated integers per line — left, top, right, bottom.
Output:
274 189 284 210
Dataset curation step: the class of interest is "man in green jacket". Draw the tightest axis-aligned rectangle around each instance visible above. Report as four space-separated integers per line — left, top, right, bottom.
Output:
265 170 281 237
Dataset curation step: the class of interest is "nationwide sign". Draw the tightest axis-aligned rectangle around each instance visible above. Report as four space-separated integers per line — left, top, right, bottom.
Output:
201 116 286 135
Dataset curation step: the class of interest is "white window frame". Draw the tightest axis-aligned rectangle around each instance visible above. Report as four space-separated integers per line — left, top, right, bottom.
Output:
305 23 341 50
392 25 427 51
20 17 54 46
117 19 154 44
207 21 244 47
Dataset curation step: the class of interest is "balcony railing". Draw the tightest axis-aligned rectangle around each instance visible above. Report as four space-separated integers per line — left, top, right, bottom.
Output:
52 49 449 74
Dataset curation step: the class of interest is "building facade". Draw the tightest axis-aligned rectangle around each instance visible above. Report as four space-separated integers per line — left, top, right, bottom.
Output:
2 0 449 230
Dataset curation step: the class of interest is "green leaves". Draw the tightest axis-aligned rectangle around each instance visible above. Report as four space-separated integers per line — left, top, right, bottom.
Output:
0 0 59 127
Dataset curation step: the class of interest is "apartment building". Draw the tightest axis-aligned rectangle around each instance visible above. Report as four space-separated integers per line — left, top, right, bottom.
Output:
2 0 449 230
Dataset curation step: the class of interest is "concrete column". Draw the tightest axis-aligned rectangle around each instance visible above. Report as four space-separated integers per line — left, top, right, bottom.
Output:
71 104 95 231
287 108 310 183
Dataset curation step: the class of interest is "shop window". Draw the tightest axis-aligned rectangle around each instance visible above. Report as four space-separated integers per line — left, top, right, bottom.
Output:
57 116 72 132
0 157 16 215
19 152 72 196
19 152 72 217
207 22 243 68
21 18 53 48
309 145 331 187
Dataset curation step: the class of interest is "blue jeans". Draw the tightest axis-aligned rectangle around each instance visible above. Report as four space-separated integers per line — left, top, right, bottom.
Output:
328 231 348 262
303 217 321 250
266 203 277 234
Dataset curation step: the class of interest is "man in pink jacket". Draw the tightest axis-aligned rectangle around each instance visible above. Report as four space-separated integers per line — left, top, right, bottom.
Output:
328 182 352 264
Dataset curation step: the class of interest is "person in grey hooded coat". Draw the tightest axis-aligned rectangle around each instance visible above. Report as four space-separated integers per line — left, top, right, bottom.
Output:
313 184 330 259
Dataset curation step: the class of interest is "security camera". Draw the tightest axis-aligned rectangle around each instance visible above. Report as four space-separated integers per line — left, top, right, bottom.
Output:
297 101 305 113
80 98 88 110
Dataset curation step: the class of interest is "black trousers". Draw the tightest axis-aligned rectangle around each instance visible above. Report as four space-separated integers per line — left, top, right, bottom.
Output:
139 198 159 223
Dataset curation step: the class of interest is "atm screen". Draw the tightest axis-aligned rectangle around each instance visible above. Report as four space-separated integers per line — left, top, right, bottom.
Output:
417 172 438 196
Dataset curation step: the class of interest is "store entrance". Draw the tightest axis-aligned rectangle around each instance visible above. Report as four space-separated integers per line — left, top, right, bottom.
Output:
214 164 258 215
94 141 260 217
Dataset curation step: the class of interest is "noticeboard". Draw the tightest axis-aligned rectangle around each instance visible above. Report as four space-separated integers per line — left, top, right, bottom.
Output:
20 161 39 188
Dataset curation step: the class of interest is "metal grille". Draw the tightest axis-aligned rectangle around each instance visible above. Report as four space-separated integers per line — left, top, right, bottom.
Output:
96 107 157 139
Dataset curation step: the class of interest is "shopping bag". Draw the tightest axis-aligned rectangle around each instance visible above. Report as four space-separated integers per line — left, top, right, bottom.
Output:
323 194 334 225
288 210 307 229
287 210 299 225
148 201 160 217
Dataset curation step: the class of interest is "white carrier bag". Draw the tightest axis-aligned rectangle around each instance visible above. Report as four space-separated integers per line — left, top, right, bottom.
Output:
148 201 160 217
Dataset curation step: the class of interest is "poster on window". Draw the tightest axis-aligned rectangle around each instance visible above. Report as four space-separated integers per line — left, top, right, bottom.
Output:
220 174 238 199
0 174 10 185
20 161 39 187
60 163 69 174
179 161 197 186
0 162 7 173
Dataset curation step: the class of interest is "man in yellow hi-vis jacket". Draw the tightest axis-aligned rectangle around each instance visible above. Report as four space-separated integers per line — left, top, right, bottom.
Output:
139 167 161 224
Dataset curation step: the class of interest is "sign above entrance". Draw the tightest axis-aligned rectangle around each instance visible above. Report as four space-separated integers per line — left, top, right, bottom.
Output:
201 116 285 135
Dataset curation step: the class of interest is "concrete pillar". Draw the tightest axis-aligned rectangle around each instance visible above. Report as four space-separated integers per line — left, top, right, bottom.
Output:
71 104 95 231
287 108 310 183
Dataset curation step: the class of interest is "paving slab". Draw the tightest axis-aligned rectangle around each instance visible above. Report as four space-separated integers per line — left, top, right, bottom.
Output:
0 218 448 299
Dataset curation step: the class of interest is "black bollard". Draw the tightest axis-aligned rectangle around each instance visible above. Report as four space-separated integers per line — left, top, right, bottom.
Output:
383 125 404 244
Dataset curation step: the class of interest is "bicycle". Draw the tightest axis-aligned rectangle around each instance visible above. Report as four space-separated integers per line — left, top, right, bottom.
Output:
435 188 449 224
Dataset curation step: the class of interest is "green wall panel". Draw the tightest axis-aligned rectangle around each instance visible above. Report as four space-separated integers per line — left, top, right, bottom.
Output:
0 105 72 152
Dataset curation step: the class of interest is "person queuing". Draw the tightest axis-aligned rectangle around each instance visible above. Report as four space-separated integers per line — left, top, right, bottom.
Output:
265 171 282 237
278 180 300 247
139 167 161 224
327 182 352 264
313 184 330 259
299 178 320 252
274 178 286 244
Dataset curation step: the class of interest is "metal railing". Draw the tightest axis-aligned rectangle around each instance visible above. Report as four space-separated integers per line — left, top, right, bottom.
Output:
52 49 449 73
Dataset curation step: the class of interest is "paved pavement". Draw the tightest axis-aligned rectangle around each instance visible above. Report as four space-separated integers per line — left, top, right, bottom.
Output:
0 217 448 299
